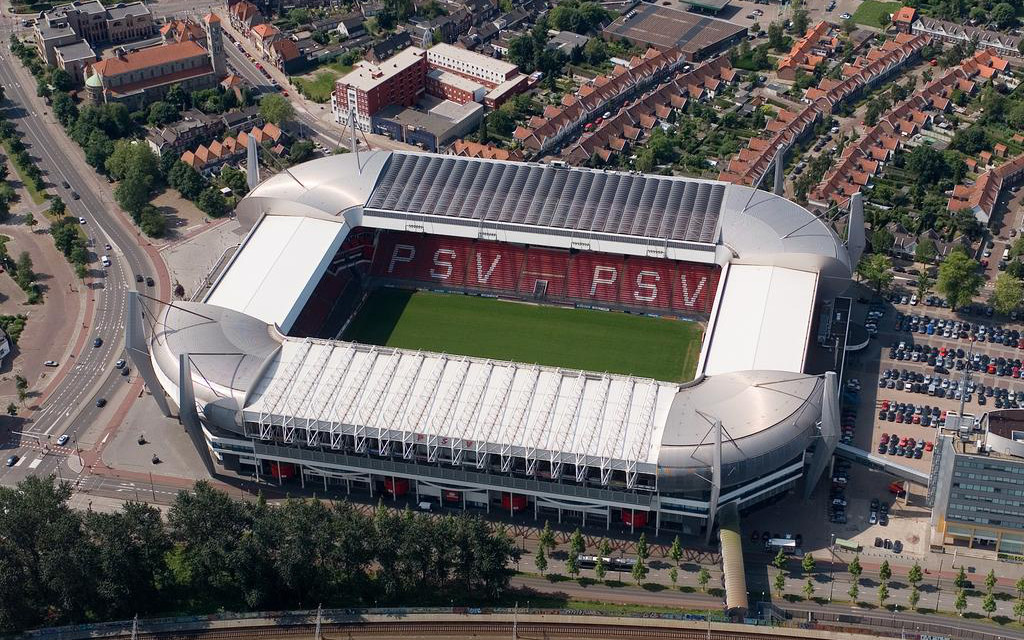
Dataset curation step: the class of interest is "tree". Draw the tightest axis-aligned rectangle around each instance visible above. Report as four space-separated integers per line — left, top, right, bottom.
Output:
982 592 996 618
1015 596 1024 623
288 140 315 164
114 175 151 217
534 545 547 575
669 535 683 567
23 213 35 231
905 145 950 186
915 238 938 264
1016 576 1024 599
52 91 78 127
985 568 997 593
260 93 296 125
147 101 180 127
105 139 160 184
14 374 27 404
907 562 923 588
938 249 983 310
669 566 678 588
168 161 207 200
197 187 229 218
950 126 989 155
635 533 649 561
857 253 894 294
697 566 710 592
879 560 892 584
772 548 787 571
916 273 933 301
583 37 607 65
909 585 920 611
767 22 786 51
774 570 786 597
49 68 73 92
801 553 816 575
803 577 815 600
220 165 249 196
955 566 968 590
566 551 579 578
848 582 859 602
14 252 34 292
166 83 189 110
631 556 648 585
848 555 862 582
878 582 889 608
594 554 606 581
992 2 1016 28
569 528 584 557
83 129 114 171
539 521 555 552
954 588 968 616
991 272 1024 316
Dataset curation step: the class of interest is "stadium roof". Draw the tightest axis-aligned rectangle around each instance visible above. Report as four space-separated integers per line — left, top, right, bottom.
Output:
700 265 817 376
241 337 676 482
364 152 724 245
206 216 349 331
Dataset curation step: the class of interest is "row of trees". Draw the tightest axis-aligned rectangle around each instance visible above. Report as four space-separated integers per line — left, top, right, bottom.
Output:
857 246 992 311
0 477 519 634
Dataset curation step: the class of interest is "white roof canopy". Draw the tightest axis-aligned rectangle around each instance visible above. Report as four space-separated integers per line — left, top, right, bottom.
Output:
243 338 677 483
206 215 349 332
700 265 817 376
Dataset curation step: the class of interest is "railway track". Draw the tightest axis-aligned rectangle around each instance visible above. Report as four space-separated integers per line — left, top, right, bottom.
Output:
133 620 835 640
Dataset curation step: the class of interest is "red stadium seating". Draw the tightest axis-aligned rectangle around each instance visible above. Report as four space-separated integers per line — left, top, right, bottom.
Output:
567 252 626 305
620 257 673 309
670 263 718 315
366 230 719 315
372 232 472 286
289 269 352 337
518 248 570 298
467 241 525 291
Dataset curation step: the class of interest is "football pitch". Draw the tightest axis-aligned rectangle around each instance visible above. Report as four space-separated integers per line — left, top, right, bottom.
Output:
343 289 703 381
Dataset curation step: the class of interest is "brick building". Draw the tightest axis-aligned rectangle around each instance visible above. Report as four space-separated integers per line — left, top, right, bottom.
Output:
84 13 225 108
333 47 428 130
35 0 155 69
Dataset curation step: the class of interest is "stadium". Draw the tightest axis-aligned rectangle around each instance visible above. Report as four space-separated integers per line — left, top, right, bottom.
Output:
128 150 858 543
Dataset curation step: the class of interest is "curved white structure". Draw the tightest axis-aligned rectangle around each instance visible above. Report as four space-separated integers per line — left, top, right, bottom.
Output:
133 151 853 537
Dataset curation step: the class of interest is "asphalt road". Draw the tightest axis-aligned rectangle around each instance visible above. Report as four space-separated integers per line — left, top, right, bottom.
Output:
0 15 159 475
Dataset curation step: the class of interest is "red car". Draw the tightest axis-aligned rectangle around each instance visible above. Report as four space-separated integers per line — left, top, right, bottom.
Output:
925 441 934 451
881 433 890 445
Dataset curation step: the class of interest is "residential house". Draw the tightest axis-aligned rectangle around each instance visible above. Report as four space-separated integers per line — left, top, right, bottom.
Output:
366 31 411 63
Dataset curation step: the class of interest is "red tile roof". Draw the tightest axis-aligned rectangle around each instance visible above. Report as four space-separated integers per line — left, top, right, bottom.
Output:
91 41 207 77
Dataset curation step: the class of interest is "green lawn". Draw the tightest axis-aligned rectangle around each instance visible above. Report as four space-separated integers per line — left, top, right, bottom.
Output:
343 289 703 381
291 62 353 103
851 0 901 27
292 70 339 103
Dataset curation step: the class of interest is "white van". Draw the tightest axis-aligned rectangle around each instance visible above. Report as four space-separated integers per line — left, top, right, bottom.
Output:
101 255 111 267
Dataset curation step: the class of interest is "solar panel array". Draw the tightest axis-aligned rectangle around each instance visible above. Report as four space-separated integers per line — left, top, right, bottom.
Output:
365 153 724 244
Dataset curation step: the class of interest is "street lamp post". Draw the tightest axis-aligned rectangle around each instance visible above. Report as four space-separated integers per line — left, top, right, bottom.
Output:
828 534 836 601
935 555 944 610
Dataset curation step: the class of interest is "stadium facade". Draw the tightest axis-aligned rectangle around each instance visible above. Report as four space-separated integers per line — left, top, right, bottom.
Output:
128 151 859 539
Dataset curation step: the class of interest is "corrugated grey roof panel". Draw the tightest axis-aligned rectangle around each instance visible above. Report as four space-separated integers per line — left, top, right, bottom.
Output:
366 153 723 244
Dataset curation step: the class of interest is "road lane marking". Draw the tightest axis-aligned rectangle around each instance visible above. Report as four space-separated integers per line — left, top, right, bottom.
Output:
28 458 42 469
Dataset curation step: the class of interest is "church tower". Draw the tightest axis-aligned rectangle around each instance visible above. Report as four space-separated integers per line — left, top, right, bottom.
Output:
204 12 227 78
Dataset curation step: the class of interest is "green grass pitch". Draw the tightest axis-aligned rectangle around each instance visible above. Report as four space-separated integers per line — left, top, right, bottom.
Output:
343 289 703 382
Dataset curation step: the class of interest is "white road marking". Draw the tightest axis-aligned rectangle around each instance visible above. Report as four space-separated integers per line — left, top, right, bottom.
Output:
13 456 26 467
28 458 42 469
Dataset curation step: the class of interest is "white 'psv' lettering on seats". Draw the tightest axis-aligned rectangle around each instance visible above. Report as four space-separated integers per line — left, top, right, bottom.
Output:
388 244 416 273
430 248 457 280
634 270 659 302
679 274 707 307
590 266 618 295
475 253 501 283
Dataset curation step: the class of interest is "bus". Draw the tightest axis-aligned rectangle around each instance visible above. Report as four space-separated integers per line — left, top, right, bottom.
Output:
578 555 636 571
764 538 799 555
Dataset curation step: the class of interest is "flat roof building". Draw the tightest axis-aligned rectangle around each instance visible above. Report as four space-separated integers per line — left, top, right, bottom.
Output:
333 46 428 131
54 39 97 83
602 4 746 60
